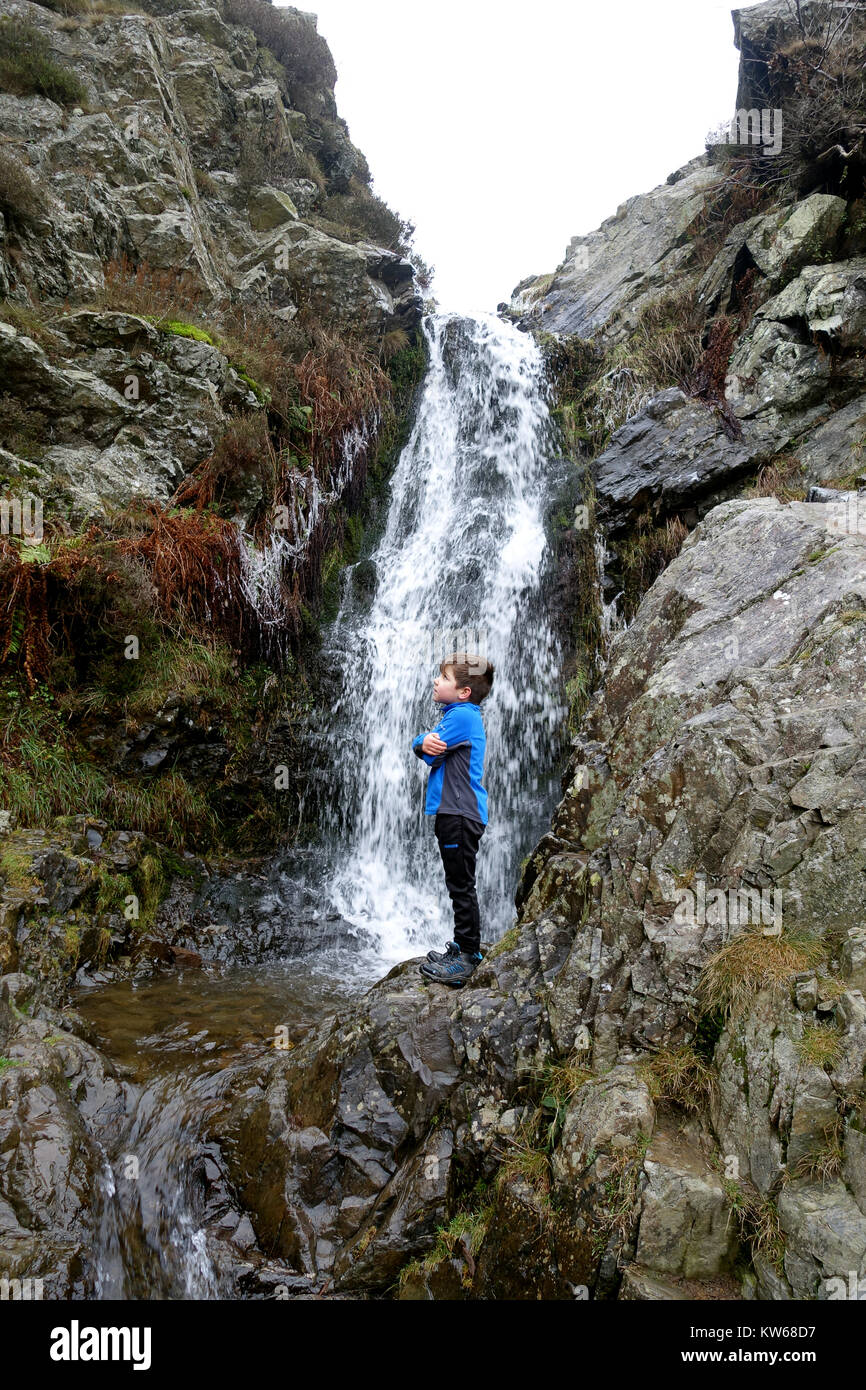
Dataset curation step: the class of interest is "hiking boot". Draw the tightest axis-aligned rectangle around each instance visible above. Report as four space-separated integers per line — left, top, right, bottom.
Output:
425 939 460 963
419 950 483 988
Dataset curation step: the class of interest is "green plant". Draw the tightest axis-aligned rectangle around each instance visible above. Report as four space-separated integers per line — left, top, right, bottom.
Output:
744 454 807 502
619 513 689 623
223 0 337 91
725 1180 786 1272
787 1115 846 1186
0 18 87 106
397 1199 494 1293
592 1138 649 1254
797 1021 843 1070
0 149 49 226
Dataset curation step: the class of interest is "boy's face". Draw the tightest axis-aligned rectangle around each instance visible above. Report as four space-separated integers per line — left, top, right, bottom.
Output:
433 667 472 704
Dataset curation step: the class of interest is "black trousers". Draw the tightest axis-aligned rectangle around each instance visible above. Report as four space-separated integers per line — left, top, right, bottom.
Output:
434 813 485 956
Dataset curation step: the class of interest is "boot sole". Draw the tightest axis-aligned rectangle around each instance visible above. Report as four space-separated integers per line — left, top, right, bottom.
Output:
418 966 472 987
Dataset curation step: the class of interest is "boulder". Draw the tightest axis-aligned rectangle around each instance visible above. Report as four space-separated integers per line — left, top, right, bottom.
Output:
727 260 866 456
778 1180 866 1298
697 194 847 317
552 1066 655 1187
593 387 755 535
635 1126 737 1278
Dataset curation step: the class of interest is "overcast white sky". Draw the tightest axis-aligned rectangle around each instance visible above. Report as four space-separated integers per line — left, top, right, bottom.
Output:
295 0 770 312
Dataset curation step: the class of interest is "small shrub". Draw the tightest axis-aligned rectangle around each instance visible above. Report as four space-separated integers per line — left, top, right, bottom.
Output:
698 929 825 1021
94 256 212 324
379 328 409 363
745 453 807 502
320 180 404 251
0 395 49 458
787 1115 845 1186
174 412 273 513
725 1180 786 1271
797 1021 843 1071
194 168 220 198
0 18 87 107
640 1044 718 1114
619 513 688 622
0 148 49 225
223 0 336 91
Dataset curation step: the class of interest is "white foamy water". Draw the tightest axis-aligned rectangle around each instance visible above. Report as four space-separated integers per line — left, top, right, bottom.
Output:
309 312 569 966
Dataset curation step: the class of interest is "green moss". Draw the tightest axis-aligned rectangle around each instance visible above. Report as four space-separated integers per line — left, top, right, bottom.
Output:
235 368 268 403
486 924 521 959
159 320 217 346
0 840 38 891
91 851 165 934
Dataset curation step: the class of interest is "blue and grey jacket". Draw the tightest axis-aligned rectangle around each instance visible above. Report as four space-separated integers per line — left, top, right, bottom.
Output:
411 700 488 826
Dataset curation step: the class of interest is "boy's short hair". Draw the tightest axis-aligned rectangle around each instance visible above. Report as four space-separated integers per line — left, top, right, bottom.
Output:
440 651 495 704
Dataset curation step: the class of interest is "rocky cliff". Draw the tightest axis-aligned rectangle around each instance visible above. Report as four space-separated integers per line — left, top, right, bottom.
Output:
0 0 427 862
194 0 866 1300
3 0 866 1304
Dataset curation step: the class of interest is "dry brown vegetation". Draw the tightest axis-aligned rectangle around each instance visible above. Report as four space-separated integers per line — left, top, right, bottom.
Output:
698 929 825 1020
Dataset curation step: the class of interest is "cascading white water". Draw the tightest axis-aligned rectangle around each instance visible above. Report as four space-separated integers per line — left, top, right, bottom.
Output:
310 312 569 968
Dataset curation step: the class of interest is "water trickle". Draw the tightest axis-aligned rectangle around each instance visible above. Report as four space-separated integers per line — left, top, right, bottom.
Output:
307 312 569 967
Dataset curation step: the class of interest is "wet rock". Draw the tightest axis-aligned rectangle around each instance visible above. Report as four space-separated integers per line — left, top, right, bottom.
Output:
148 858 361 966
472 1172 594 1300
0 1003 122 1296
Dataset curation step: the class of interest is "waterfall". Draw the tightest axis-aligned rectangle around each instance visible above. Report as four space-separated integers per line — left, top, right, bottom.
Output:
307 312 569 969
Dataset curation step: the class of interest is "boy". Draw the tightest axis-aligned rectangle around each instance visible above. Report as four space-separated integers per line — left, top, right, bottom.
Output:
411 651 494 987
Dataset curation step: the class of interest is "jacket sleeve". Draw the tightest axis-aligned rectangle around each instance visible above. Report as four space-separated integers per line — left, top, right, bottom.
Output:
411 731 436 765
411 707 471 767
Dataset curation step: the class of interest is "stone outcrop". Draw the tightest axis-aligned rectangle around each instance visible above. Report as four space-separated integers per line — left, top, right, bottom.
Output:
0 0 422 521
202 491 866 1297
0 0 420 332
506 156 716 343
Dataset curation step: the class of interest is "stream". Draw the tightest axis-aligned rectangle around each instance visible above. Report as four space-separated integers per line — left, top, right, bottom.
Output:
72 312 575 1298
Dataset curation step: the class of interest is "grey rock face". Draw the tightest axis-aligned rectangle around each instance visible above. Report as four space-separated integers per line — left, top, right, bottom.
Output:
727 259 866 459
0 4 421 334
508 156 715 341
0 311 257 520
593 387 755 535
635 1126 738 1279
